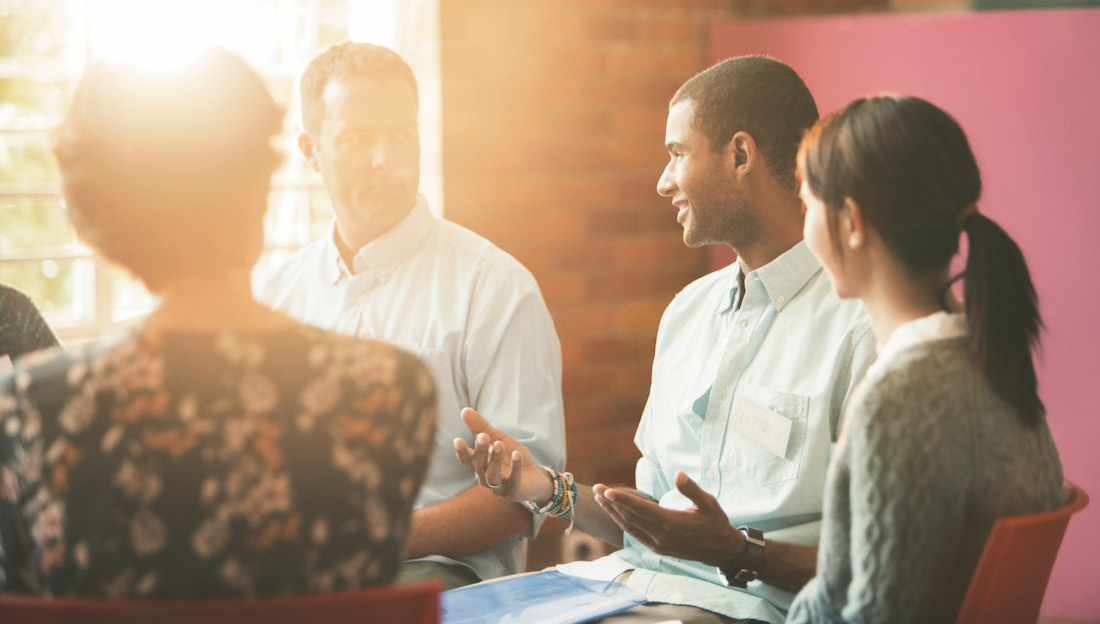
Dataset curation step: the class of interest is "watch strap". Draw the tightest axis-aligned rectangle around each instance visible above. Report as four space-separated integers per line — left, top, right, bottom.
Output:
718 526 766 589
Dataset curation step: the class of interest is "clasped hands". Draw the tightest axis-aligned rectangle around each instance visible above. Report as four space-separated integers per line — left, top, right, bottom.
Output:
453 407 747 567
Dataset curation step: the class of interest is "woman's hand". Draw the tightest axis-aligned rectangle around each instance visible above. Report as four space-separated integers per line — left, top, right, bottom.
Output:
453 408 554 504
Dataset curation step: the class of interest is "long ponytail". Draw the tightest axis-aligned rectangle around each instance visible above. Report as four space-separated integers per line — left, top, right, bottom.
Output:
961 213 1044 422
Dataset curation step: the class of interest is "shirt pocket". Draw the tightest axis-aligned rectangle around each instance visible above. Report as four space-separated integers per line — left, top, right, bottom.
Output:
730 387 810 487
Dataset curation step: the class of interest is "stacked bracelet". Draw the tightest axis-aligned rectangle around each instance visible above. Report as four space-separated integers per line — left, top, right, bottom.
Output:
525 465 578 535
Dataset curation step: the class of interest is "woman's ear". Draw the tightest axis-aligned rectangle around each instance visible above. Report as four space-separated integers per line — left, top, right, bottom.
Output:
842 197 866 250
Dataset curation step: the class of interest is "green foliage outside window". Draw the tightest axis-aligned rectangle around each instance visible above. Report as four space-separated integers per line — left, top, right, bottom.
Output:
1 1 352 340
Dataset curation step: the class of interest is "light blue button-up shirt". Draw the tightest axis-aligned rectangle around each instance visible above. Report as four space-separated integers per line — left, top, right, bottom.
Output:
255 196 566 582
558 241 875 623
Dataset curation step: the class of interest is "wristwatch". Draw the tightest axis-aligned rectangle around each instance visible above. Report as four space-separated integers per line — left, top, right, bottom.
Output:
717 526 766 589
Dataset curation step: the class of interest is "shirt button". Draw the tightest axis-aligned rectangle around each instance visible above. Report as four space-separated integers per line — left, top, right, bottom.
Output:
777 295 785 304
706 469 716 479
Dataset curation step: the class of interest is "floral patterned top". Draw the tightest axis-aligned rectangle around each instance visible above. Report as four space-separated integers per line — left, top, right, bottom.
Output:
0 322 436 598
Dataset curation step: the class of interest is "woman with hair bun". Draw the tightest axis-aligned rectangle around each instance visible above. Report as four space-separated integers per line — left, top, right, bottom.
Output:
787 94 1063 623
0 47 436 598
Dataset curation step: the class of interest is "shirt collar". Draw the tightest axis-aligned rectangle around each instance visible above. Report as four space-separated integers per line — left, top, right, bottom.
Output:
715 240 822 315
877 311 968 363
323 194 434 284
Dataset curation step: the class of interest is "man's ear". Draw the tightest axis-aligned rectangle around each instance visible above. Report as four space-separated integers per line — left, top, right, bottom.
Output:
726 131 757 175
298 133 320 172
843 197 866 250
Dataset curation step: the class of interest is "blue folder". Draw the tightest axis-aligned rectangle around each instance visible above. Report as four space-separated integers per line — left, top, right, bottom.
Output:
440 570 647 624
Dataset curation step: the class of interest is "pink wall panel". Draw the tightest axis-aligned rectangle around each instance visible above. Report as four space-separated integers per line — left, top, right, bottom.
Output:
710 8 1100 619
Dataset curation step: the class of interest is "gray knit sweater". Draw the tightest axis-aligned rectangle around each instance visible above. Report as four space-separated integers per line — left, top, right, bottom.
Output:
786 336 1063 624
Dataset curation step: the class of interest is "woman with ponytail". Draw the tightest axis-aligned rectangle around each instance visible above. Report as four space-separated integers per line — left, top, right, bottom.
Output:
786 94 1063 624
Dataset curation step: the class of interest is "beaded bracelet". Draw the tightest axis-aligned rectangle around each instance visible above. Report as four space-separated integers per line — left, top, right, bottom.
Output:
525 465 578 535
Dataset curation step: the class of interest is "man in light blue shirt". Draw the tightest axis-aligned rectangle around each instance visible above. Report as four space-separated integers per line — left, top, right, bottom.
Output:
456 56 874 623
256 42 565 590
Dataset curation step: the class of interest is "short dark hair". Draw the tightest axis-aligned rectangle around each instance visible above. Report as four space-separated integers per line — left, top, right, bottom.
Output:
52 46 283 291
671 55 818 193
299 41 418 139
799 94 1044 423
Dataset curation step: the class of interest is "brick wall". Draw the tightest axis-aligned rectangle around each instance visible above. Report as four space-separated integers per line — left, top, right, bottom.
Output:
440 0 751 490
439 0 954 569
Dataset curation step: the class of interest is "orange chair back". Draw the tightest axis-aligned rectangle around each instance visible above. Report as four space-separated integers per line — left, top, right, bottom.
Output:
0 580 440 624
956 480 1089 624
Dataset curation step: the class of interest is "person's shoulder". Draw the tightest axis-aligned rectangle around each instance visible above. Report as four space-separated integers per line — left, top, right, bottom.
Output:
0 282 37 313
265 237 329 276
801 270 869 325
432 218 521 264
254 237 329 297
0 281 29 299
8 329 119 401
431 217 543 290
659 260 742 316
857 339 975 422
882 338 971 385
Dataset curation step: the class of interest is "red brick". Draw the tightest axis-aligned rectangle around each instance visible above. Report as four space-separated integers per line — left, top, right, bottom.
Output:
562 368 616 397
583 267 692 300
610 108 669 138
534 46 609 74
615 362 654 393
606 44 704 77
566 395 646 428
637 14 704 41
579 336 658 364
550 241 615 270
615 174 672 204
539 274 587 305
614 235 698 265
560 339 586 368
609 300 665 340
567 426 641 467
507 243 558 274
587 14 639 40
552 303 617 337
581 460 640 488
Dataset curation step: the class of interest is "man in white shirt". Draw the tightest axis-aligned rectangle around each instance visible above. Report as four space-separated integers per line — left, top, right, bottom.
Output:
255 42 565 589
456 56 875 622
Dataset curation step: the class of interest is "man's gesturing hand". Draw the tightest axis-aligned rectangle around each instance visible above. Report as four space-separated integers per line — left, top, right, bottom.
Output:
453 407 554 505
593 470 745 567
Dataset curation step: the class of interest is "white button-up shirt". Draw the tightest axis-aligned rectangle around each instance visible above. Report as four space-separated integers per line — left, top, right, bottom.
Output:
558 241 875 623
255 196 566 581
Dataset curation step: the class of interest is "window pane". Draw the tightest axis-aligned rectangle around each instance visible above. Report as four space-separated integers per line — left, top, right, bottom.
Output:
0 257 90 325
0 195 74 252
0 132 60 189
110 265 156 323
0 79 70 129
0 3 76 65
265 188 310 248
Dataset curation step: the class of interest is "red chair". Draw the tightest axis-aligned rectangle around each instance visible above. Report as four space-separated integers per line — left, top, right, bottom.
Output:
0 580 440 624
956 480 1089 624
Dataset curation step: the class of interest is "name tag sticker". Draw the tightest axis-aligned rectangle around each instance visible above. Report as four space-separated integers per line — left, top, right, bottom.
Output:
732 397 793 459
